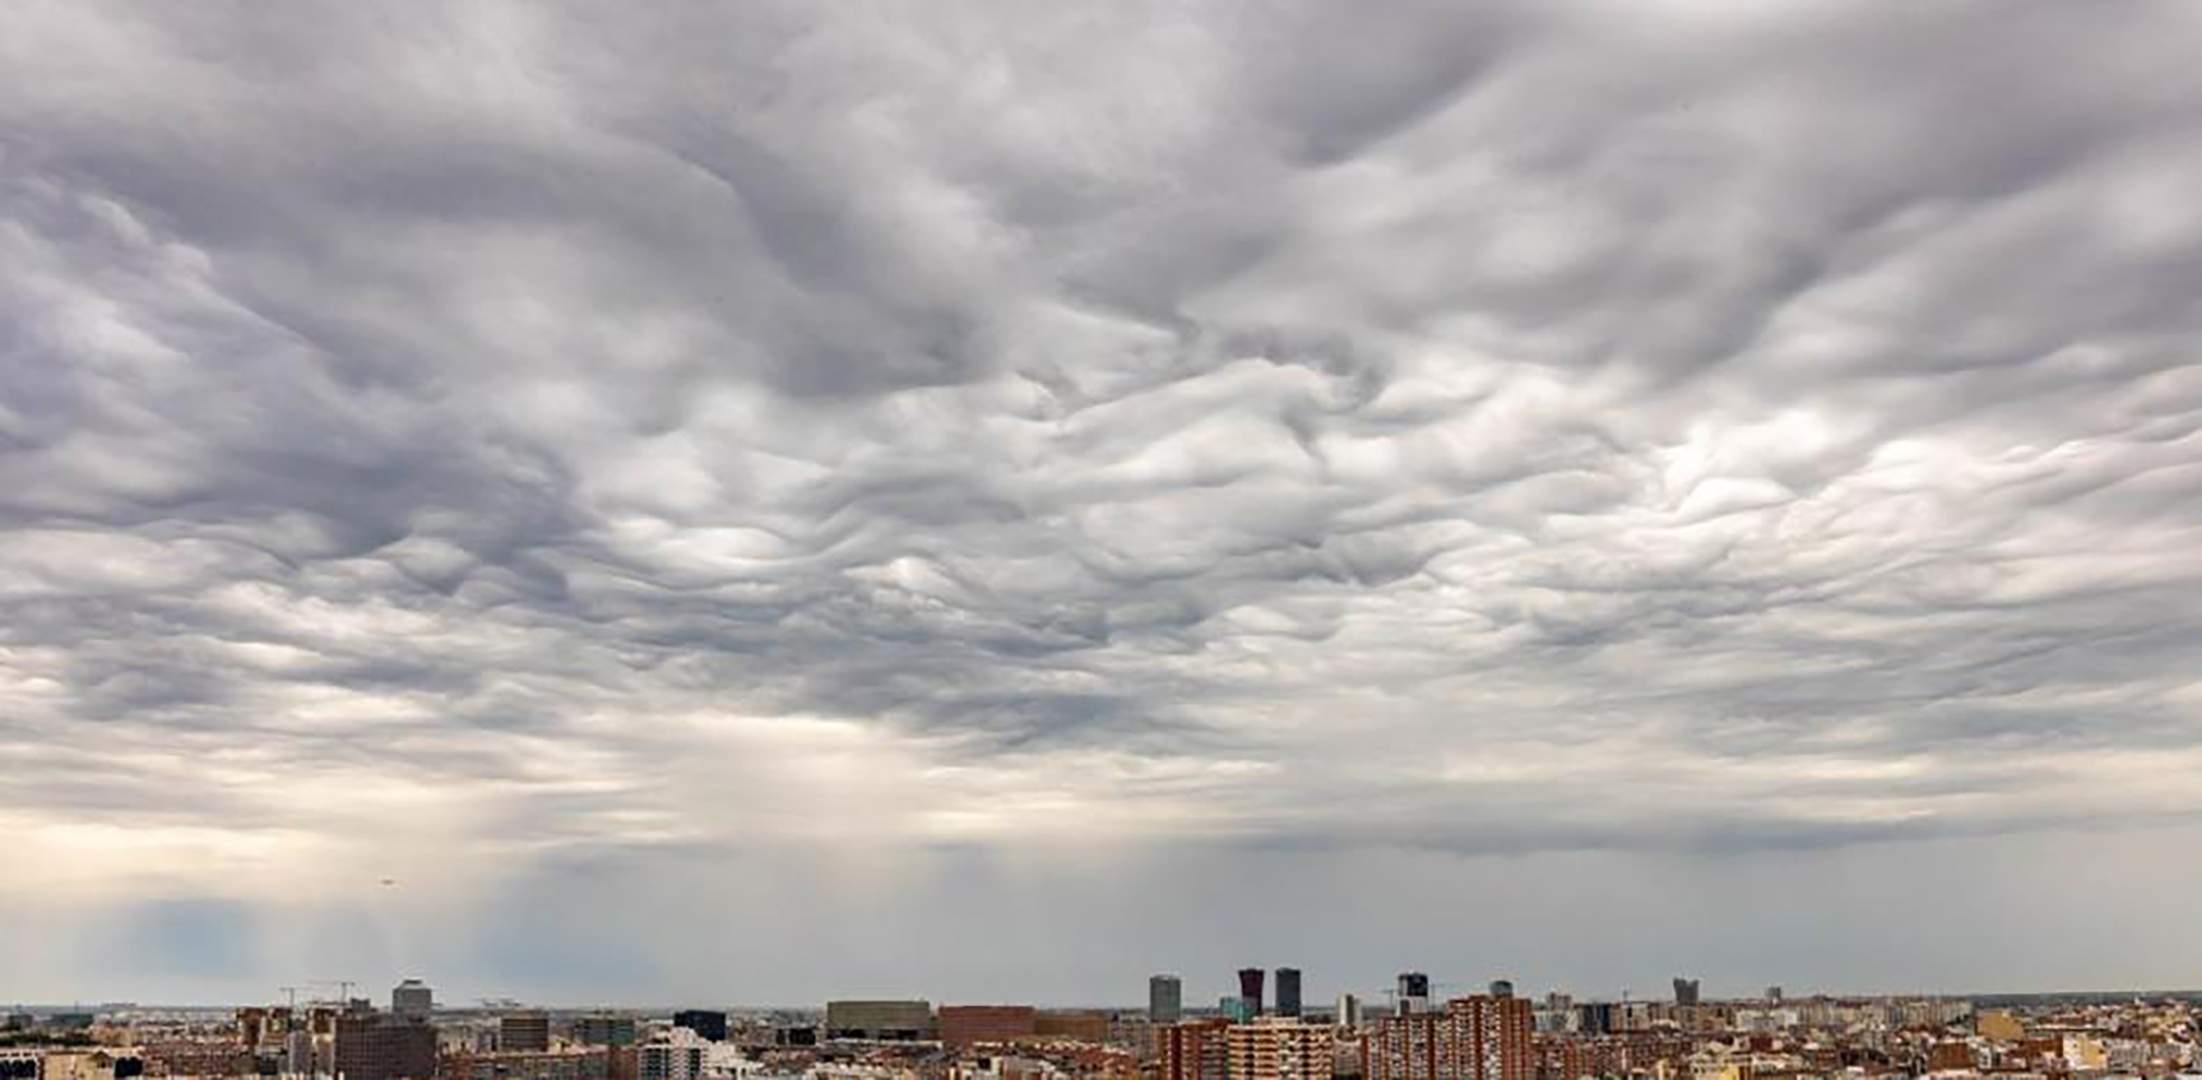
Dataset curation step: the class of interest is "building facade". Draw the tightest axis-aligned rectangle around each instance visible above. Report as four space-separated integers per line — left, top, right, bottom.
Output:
823 1001 933 1041
1159 1021 1230 1080
1227 1020 1333 1080
671 1013 727 1043
938 1007 1037 1049
1274 971 1302 1019
335 1012 438 1080
500 1014 550 1054
1149 977 1183 1025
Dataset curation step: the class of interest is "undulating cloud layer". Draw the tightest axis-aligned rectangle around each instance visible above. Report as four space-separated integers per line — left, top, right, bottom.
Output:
5 1 2202 1003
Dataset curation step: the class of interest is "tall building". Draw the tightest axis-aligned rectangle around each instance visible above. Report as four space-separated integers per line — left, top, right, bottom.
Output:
1335 995 1363 1031
1671 979 1700 1008
1364 1013 1441 1080
1238 970 1267 1017
1274 970 1302 1019
500 1014 550 1054
335 1011 437 1080
1444 996 1534 1080
1149 976 1183 1025
669 1013 725 1043
1764 987 1782 1004
1227 1019 1334 1080
1159 1020 1230 1080
1485 982 1512 1000
1395 974 1430 1017
1221 998 1257 1025
393 981 433 1023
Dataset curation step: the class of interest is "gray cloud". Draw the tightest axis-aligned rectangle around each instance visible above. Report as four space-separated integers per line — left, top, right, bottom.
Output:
4 0 2202 999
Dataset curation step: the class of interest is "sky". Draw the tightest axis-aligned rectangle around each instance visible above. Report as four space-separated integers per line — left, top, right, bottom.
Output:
5 0 2202 1009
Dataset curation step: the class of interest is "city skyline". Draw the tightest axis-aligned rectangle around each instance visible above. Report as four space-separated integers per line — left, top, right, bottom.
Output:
8 2 2202 1006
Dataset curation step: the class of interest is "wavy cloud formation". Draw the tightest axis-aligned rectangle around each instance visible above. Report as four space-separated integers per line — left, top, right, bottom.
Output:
5 1 2202 1000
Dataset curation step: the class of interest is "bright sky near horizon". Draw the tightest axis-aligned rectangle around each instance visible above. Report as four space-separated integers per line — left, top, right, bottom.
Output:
5 1 2202 1005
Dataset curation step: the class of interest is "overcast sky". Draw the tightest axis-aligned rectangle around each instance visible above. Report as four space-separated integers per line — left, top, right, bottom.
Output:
7 1 2202 1009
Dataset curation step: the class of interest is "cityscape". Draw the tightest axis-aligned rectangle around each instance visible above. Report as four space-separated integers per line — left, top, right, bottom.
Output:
3 975 2198 1080
8 7 2202 1080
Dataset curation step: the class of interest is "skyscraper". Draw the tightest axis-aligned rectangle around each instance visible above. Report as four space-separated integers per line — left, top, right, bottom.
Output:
391 981 432 1023
1150 976 1184 1025
1238 969 1267 1017
1274 969 1302 1018
1672 979 1700 1007
1395 973 1430 1016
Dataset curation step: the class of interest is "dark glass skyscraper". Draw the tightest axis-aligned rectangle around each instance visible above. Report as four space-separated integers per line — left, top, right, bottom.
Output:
1149 975 1184 1024
1238 968 1266 1016
1274 968 1302 1017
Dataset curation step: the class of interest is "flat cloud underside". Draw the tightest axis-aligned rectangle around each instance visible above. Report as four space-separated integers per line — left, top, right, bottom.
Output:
4 1 2202 994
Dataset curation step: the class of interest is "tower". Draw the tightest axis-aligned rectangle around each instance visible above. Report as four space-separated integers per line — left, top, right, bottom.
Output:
1275 969 1302 1018
1239 968 1267 1017
1150 975 1184 1025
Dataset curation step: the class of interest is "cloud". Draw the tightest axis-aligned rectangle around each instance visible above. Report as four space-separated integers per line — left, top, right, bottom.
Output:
4 0 2202 997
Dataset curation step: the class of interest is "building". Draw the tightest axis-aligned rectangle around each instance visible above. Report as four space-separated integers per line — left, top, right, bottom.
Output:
1485 982 1512 1000
1365 1013 1442 1080
1221 998 1256 1024
671 1013 726 1043
393 981 434 1023
502 1014 551 1054
938 1007 1037 1049
636 1031 707 1080
442 1049 609 1080
1238 970 1267 1017
823 1001 932 1041
1444 995 1534 1080
1671 980 1700 1008
1033 1011 1109 1043
336 1011 438 1080
573 1017 638 1049
1159 1021 1230 1080
1396 975 1430 1017
1228 1019 1333 1080
1149 977 1184 1025
1275 970 1303 1019
1336 996 1363 1031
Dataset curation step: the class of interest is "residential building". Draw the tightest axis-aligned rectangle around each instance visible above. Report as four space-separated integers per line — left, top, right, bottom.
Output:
1159 1020 1230 1080
1228 1019 1333 1080
501 1014 551 1054
939 1007 1037 1049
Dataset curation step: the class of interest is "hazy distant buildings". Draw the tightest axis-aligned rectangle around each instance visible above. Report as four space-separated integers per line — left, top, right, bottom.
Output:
1764 986 1782 1003
1238 970 1267 1017
671 1012 726 1043
1672 978 1700 1007
1149 977 1183 1025
571 1017 636 1048
1335 995 1362 1030
1227 1019 1332 1080
499 1014 550 1054
1395 974 1430 1017
392 981 433 1023
824 1001 932 1041
1274 969 1302 1019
